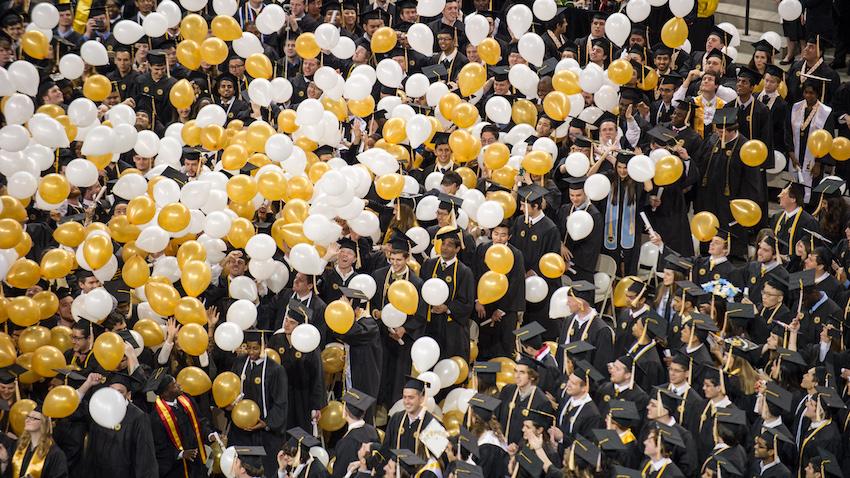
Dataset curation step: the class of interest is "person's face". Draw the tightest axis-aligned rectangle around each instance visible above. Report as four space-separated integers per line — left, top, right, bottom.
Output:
133 155 152 171
364 19 383 37
704 58 722 76
337 248 355 269
616 161 628 179
515 364 532 387
3 22 23 40
590 45 605 63
655 54 670 72
536 117 552 137
569 188 586 207
0 382 15 400
756 240 774 263
802 41 818 61
151 63 166 80
761 283 782 307
466 44 480 63
491 227 510 245
284 40 297 58
590 19 605 37
736 77 753 97
706 34 723 52
481 132 497 146
440 239 459 261
24 411 44 433
71 329 90 353
804 252 818 271
436 208 451 227
565 373 587 397
184 159 199 177
753 51 768 69
493 79 510 94
307 82 322 99
59 10 72 26
804 463 819 478
79 277 101 292
671 106 688 126
0 42 12 64
437 33 454 53
229 256 247 277
679 323 693 346
388 252 407 272
753 437 771 459
702 379 721 399
608 360 629 384
353 45 369 63
600 121 617 142
343 8 358 26
402 388 424 414
668 362 687 385
658 82 675 102
303 58 319 77
59 296 73 320
435 144 451 164
803 397 817 419
115 51 132 73
246 341 262 361
443 1 458 22
283 316 299 335
803 87 818 105
308 0 321 16
292 273 311 295
643 432 659 455
708 236 727 256
114 203 128 216
136 0 154 13
324 9 342 25
291 0 305 15
42 85 64 105
218 80 235 99
229 59 245 78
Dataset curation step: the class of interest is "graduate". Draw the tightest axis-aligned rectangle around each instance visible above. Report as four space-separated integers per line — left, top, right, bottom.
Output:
556 280 615 377
496 356 557 448
604 400 645 469
419 226 474 360
466 393 509 477
267 300 326 432
425 193 476 267
332 389 379 478
601 151 652 277
614 279 659 356
595 357 650 430
277 428 330 477
750 428 794 478
740 236 790 307
9 402 68 478
228 330 289 478
334 287 382 421
381 376 439 458
318 237 359 302
796 387 845 477
556 177 605 283
552 360 604 453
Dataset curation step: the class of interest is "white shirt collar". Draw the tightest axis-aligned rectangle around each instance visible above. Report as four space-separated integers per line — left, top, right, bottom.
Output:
762 416 783 428
407 407 426 422
529 211 546 225
614 382 631 393
297 292 312 301
568 393 592 407
630 304 649 318
574 308 596 325
709 255 728 265
335 265 355 281
670 382 690 395
442 256 457 267
737 95 754 108
809 418 828 429
439 50 457 63
650 458 672 471
761 458 780 471
712 396 732 408
347 419 365 432
785 207 801 219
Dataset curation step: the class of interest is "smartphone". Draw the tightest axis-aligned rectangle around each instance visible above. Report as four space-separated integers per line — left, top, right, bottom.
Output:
94 19 105 31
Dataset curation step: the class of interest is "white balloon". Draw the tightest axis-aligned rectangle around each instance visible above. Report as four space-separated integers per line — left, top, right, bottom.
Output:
381 303 407 328
669 0 695 18
269 77 293 104
196 104 227 128
314 23 340 50
152 178 180 205
565 152 591 177
112 20 145 45
80 126 114 156
232 32 263 58
266 262 290 294
594 84 620 112
180 0 208 11
584 173 611 201
58 54 85 80
0 125 28 151
256 4 285 35
348 211 379 236
465 13 489 46
627 154 655 182
136 226 170 252
314 66 338 92
80 40 109 66
212 0 238 16
248 78 272 107
296 99 324 125
229 276 258 301
768 151 787 175
415 195 440 221
716 23 741 48
31 3 59 29
214 322 244 351
134 130 160 158
245 234 276 260
288 243 324 275
411 336 440 372
226 299 258 330
142 12 168 37
418 0 446 16
506 4 533 37
6 172 37 199
0 67 13 96
485 96 512 124
89 387 128 430
759 31 783 54
648 0 666 6
66 158 99 187
626 0 651 22
377 58 404 87
220 447 238 478
476 201 505 229
518 33 545 67
579 65 604 93
407 23 434 56
532 0 557 20
404 227 429 254
433 359 460 388
525 276 548 303
68 98 98 126
8 61 38 95
604 12 631 47
113 173 147 200
291 324 321 353
405 73 430 98
418 371 441 396
549 286 572 318
422 278 450 306
567 210 593 240
331 36 356 59
406 114 432 148
152 256 181 283
426 82 449 107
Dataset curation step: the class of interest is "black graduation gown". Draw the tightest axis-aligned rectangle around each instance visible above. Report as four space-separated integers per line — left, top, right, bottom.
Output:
556 202 604 283
638 419 700 478
735 96 774 219
690 255 735 287
11 444 68 478
84 403 158 478
613 307 656 358
799 295 841 347
554 397 603 453
798 420 843 477
267 332 326 432
740 263 789 307
762 93 791 159
510 214 562 340
133 72 177 125
420 257 474 360
425 224 476 268
753 303 792 347
318 268 356 303
496 384 555 446
106 69 139 102
335 315 382 417
624 341 667 392
381 410 438 457
696 403 746 464
749 461 793 478
149 395 213 478
558 313 615 376
477 440 509 478
701 444 748 477
220 97 252 125
786 60 841 104
371 266 426 408
595 382 650 430
331 424 379 478
771 209 820 271
748 420 796 468
473 241 526 360
640 460 686 478
650 100 675 126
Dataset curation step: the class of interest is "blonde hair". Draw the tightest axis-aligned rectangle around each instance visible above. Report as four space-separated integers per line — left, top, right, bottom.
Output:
17 413 54 459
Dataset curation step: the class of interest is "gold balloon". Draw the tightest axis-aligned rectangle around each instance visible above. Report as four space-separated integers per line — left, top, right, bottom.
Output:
158 202 191 233
285 176 314 201
832 137 850 161
177 366 212 396
451 356 469 384
18 326 51 354
739 140 768 167
484 143 510 170
277 109 298 133
50 325 73 352
39 173 71 204
246 53 273 80
0 196 27 221
370 26 397 53
490 190 517 218
282 199 310 224
295 32 320 58
730 199 762 227
121 241 146 262
176 39 201 70
449 130 480 162
232 399 261 430
478 271 508 305
39 248 74 280
522 150 554 175
654 155 684 186
322 347 345 374
53 220 85 247
221 143 248 170
122 254 150 288
389 280 418 315
807 129 833 158
470 340 478 363
33 291 58 320
456 167 477 189
542 91 570 121
211 15 242 40
21 30 49 59
382 117 407 144
607 59 635 85
127 195 156 225
44 385 80 418
325 300 355 334
174 296 208 325
485 244 514 274
0 219 21 250
181 260 212 298
6 259 41 290
452 102 479 129
442 409 464 436
511 99 537 126
698 0 719 16
200 37 228 65
108 215 140 243
552 70 581 95
613 275 640 308
133 318 165 347
375 173 405 200
348 97 375 117
439 93 462 120
477 38 501 65
37 104 64 118
273 221 308 248
318 401 345 431
0 333 15 367
182 120 201 146
94 332 125 371
539 252 566 279
10 400 36 436
308 161 331 184
56 115 77 142
31 345 65 377
213 371 242 407
180 14 208 43
14 232 31 258
321 97 348 121
490 166 518 189
7 297 40 327
458 63 486 97
177 323 209 356
247 121 275 153
264 348 281 364
82 74 111 102
227 175 258 204
145 281 181 317
226 218 255 248
690 211 720 242
661 17 688 48
83 234 113 270
169 79 195 109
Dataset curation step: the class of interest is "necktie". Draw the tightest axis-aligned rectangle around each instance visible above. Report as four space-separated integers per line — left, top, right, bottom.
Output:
762 95 770 105
760 265 766 277
709 259 715 271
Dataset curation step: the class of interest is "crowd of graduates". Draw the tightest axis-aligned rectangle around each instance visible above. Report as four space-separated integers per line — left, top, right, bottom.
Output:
1 0 850 477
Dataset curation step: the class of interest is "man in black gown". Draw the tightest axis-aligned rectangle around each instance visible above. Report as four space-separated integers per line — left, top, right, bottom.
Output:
332 389 379 478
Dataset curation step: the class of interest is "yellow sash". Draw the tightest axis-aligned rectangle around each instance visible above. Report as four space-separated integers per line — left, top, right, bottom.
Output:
12 445 46 478
693 96 726 138
72 0 94 33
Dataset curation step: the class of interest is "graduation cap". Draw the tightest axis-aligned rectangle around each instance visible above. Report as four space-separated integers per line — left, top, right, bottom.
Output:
287 427 321 450
805 33 832 54
652 43 674 57
787 269 815 291
762 381 793 412
764 64 785 81
714 407 747 426
736 65 763 85
142 367 175 395
659 72 683 87
752 39 779 54
621 86 648 104
704 457 743 477
563 176 587 191
513 321 546 345
814 385 847 410
472 361 500 376
652 386 684 415
338 286 370 302
515 445 543 476
285 299 311 324
434 226 463 248
611 466 643 478
572 135 594 149
712 107 738 127
647 125 678 147
775 347 806 366
243 329 266 343
517 184 548 205
664 255 694 276
627 44 648 62
360 7 390 24
422 63 449 82
232 445 266 471
148 49 167 66
104 279 131 305
388 228 414 253
487 65 510 82
320 0 341 14
708 25 732 44
0 364 28 384
403 375 426 393
762 271 789 296
396 0 417 9
590 37 611 53
342 388 376 416
391 449 426 474
591 429 626 451
705 48 733 69
53 368 87 382
452 461 484 478
812 177 845 198
726 302 754 322
560 41 579 55
626 279 651 301
432 131 451 146
809 449 843 478
572 359 604 384
571 434 602 467
608 399 641 429
562 340 596 357
568 280 596 304
436 193 463 212
117 329 140 349
161 166 189 186
642 313 668 338
106 371 143 392
524 407 556 428
457 427 480 458
652 422 686 450
537 58 558 78
468 393 501 421
757 427 794 449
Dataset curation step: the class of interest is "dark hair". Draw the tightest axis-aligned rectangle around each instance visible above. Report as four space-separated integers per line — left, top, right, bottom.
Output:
71 321 91 338
441 171 463 188
442 236 462 248
102 312 125 331
716 424 738 447
703 70 721 86
345 402 365 420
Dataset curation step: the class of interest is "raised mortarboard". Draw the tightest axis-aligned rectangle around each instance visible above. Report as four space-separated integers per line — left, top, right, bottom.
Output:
812 177 845 197
517 184 548 204
562 340 595 356
647 125 678 147
468 393 501 420
762 381 793 412
712 107 738 127
608 399 641 429
142 367 174 394
591 428 627 451
572 135 593 148
513 321 546 344
736 65 763 84
432 131 450 145
515 445 543 476
404 375 426 392
787 269 815 290
452 461 483 478
489 65 509 81
457 427 479 458
726 302 754 321
775 347 806 366
472 361 501 375
53 368 87 382
342 388 376 415
572 359 604 383
810 449 843 478
287 427 321 449
161 166 189 186
572 434 602 466
338 286 370 302
726 336 759 358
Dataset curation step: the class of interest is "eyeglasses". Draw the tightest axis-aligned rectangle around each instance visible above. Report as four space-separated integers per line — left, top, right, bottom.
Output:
71 336 86 341
25 415 41 421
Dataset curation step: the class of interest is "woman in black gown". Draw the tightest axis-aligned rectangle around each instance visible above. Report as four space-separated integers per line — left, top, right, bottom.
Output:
9 406 68 478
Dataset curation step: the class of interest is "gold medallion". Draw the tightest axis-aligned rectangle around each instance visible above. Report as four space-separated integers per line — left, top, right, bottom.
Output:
603 395 611 402
333 283 339 289
699 268 707 276
714 274 720 279
295 352 302 358
278 347 286 355
445 277 452 283
143 86 150 93
254 377 261 385
520 230 526 237
531 234 538 242
673 325 679 333
521 409 529 416
298 91 305 97
156 89 164 95
814 316 820 324
751 277 757 284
